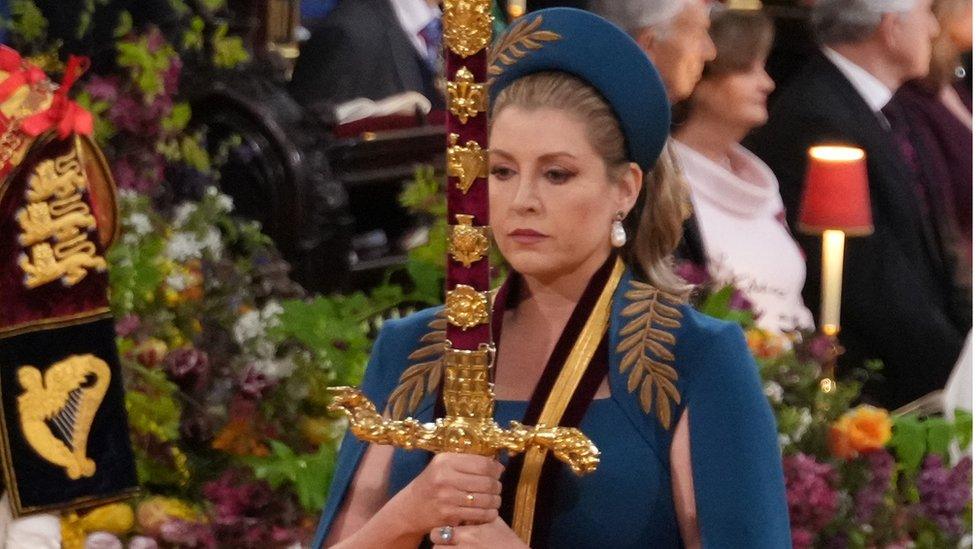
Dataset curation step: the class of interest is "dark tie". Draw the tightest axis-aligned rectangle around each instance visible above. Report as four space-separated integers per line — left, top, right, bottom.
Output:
418 18 442 73
881 100 927 213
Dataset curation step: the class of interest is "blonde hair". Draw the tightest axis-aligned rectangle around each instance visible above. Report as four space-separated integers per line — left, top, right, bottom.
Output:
491 72 690 296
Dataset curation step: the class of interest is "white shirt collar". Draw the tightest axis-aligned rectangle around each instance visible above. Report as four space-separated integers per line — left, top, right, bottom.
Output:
822 47 894 113
389 0 441 57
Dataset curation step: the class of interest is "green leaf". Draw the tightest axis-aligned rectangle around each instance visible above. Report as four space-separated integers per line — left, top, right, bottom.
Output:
890 414 927 473
954 409 973 451
241 442 336 512
113 10 133 38
406 253 445 305
924 417 954 460
163 102 192 133
699 285 734 319
211 23 250 68
8 0 48 44
182 16 205 51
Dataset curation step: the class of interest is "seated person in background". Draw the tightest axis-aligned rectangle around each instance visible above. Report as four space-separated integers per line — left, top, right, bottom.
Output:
673 5 814 333
890 0 972 302
589 0 716 103
289 0 444 110
747 0 967 409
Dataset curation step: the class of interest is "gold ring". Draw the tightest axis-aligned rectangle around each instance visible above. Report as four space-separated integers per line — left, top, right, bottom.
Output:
466 493 475 504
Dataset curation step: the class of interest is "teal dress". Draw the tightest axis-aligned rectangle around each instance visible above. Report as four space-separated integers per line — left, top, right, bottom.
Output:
312 267 791 548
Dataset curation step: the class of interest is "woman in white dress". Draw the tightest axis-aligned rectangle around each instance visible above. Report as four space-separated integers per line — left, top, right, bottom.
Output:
673 5 814 333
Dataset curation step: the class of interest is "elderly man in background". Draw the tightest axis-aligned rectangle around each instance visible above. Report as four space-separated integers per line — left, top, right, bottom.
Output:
590 0 716 103
748 0 968 409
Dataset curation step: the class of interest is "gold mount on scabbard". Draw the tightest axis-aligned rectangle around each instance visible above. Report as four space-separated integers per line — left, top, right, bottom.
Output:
329 343 600 474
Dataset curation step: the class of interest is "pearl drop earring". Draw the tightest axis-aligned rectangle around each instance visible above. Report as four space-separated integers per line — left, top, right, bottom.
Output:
611 211 626 248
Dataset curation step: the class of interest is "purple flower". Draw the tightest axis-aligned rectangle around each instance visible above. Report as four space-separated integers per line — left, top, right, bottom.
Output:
728 288 754 312
238 366 275 399
854 450 894 523
674 260 710 285
115 314 141 337
783 453 839 540
108 94 144 134
84 75 120 103
917 454 972 537
159 519 215 548
164 348 211 393
163 57 182 96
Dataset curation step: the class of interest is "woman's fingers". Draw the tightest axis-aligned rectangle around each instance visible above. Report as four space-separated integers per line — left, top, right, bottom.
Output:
448 471 503 496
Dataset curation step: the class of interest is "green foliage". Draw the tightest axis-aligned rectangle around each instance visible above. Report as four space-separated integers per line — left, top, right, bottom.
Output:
890 412 972 473
697 285 755 327
74 90 116 143
211 23 249 68
182 16 206 52
117 34 176 100
162 102 192 133
113 10 133 38
126 366 182 442
241 441 336 512
6 0 48 44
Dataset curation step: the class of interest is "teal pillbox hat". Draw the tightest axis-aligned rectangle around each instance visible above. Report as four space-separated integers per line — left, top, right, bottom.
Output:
489 8 671 172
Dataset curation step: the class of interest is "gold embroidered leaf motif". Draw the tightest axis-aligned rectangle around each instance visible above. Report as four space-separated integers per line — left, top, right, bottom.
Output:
386 311 447 420
616 280 684 429
487 15 561 78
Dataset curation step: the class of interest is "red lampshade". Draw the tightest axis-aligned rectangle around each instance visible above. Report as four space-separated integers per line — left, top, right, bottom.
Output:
797 145 874 236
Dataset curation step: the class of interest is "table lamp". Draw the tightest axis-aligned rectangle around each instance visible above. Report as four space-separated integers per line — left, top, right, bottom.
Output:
797 145 873 392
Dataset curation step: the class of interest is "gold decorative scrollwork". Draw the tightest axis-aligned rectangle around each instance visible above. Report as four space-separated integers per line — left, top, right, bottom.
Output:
16 142 106 289
442 0 493 58
447 67 487 124
447 133 488 195
17 354 110 480
449 214 489 267
445 284 489 330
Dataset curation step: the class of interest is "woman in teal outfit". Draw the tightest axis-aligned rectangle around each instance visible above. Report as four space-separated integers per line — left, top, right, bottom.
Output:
313 8 790 548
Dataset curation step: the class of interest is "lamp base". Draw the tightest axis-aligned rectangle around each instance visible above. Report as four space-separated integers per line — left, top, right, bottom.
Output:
818 330 845 393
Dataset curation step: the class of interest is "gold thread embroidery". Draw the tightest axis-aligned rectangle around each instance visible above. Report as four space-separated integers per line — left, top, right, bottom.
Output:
449 214 489 267
447 133 488 194
16 142 106 289
17 354 110 480
616 280 683 428
447 67 488 124
445 285 489 330
487 15 561 80
387 311 447 420
443 0 493 58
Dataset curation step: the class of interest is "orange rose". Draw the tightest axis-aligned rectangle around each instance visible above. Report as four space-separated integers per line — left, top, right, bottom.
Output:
829 405 892 460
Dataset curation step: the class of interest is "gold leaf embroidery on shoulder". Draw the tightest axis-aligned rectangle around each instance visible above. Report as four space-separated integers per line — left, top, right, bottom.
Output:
386 310 447 420
487 15 561 79
616 280 684 429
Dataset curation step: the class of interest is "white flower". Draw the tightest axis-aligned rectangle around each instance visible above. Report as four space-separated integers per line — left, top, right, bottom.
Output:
201 227 223 259
233 310 263 345
261 301 284 328
215 193 234 213
250 357 295 380
763 381 784 404
166 271 188 291
165 232 204 261
793 408 812 441
254 340 276 359
778 433 791 450
126 212 152 236
122 233 140 246
172 203 198 227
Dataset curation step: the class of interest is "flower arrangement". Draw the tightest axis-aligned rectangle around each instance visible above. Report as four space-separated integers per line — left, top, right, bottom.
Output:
684 264 973 548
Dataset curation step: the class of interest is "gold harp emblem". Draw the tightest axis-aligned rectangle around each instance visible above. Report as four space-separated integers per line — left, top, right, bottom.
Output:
449 214 489 267
447 67 487 124
447 133 488 194
16 354 110 479
445 284 490 330
442 0 493 58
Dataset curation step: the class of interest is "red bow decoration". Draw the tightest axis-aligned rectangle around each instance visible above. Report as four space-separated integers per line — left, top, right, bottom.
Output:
21 54 93 138
0 46 46 105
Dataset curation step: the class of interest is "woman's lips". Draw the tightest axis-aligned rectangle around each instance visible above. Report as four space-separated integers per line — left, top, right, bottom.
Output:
508 229 548 244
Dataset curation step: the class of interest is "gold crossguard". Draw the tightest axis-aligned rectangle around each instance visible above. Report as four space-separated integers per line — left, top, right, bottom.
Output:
328 343 600 475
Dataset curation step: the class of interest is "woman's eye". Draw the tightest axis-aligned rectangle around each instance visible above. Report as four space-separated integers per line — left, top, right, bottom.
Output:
490 166 516 180
545 169 574 184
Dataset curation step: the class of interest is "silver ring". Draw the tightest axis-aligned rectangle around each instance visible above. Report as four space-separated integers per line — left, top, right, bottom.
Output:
438 525 454 543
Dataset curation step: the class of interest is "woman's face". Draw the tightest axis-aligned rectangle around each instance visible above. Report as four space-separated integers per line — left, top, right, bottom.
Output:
489 106 639 282
691 59 775 131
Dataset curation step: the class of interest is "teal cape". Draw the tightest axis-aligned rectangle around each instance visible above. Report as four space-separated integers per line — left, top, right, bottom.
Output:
312 267 791 548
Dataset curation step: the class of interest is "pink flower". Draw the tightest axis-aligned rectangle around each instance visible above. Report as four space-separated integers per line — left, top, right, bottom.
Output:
791 528 815 549
783 453 839 541
115 314 141 337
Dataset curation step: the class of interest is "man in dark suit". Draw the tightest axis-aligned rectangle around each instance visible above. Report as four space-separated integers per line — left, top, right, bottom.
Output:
289 0 444 110
748 0 968 409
